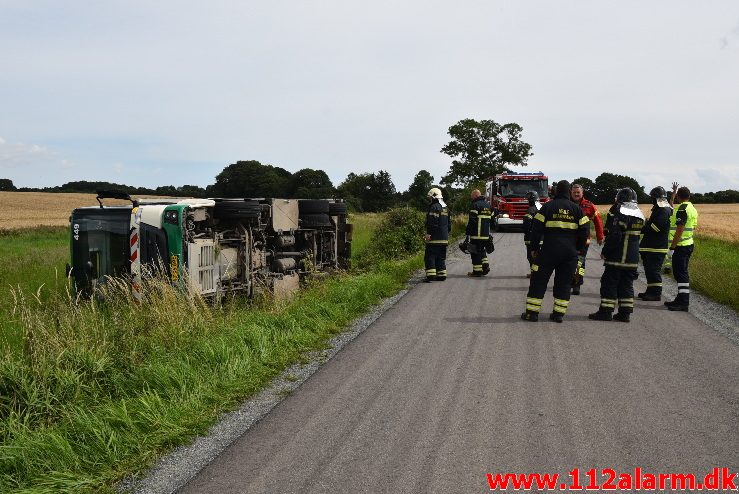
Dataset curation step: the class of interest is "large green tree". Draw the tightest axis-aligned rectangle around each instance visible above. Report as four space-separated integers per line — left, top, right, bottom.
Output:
289 168 335 199
404 170 434 210
209 160 291 198
440 118 533 187
591 173 649 204
337 170 397 212
0 178 16 191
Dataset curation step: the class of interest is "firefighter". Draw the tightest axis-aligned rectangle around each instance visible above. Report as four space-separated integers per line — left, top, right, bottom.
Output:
637 186 672 301
462 189 492 276
662 181 680 274
521 180 590 323
588 188 645 322
570 183 605 295
664 186 699 311
424 187 451 282
522 190 541 278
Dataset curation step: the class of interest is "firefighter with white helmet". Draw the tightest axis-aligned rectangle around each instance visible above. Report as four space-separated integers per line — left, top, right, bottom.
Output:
423 187 451 282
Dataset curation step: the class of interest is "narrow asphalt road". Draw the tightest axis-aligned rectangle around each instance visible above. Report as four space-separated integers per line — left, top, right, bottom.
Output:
180 232 739 493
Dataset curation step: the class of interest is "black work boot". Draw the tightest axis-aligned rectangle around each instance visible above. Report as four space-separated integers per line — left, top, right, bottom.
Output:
667 303 689 312
520 310 539 322
467 271 483 277
549 312 564 323
588 310 613 321
613 312 631 322
423 277 434 283
640 293 661 301
482 266 490 275
434 276 446 282
571 286 580 295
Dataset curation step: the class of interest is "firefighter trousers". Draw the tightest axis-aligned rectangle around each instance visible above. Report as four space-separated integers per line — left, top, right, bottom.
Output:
672 245 693 305
640 252 666 296
525 252 578 315
469 240 489 274
424 244 447 280
573 244 589 287
598 266 637 314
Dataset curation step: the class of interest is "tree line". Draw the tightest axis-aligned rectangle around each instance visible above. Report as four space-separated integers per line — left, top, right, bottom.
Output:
2 118 737 208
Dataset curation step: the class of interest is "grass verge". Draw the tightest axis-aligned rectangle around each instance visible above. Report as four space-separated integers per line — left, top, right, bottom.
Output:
690 235 739 312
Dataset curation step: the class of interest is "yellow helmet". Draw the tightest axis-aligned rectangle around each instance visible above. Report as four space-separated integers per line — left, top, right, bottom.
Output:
427 187 443 200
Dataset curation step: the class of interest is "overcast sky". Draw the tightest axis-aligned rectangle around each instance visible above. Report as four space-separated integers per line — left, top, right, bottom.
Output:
1 1 738 193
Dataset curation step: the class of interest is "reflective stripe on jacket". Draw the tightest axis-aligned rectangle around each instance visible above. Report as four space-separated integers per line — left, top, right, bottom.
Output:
529 196 590 258
603 205 645 269
669 201 698 247
426 200 450 244
640 204 672 253
466 196 492 240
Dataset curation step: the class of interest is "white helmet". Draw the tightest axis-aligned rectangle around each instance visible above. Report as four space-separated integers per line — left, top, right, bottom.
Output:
427 187 443 200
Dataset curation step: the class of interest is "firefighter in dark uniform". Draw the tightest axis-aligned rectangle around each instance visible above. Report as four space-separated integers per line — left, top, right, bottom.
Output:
522 180 590 323
664 186 699 311
637 186 672 301
589 188 645 322
522 190 541 278
463 189 492 276
424 187 451 282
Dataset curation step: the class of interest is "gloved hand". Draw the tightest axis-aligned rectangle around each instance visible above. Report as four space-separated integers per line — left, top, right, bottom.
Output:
458 239 469 253
465 235 470 243
668 249 675 258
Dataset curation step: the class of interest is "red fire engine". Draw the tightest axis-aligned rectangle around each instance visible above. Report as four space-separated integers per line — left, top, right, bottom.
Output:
485 171 550 231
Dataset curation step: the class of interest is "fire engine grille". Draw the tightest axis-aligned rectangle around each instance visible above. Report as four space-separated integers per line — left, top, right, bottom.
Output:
506 202 530 220
188 240 218 295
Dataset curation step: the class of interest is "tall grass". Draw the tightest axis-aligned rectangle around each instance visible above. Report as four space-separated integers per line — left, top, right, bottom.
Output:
0 214 430 493
0 227 69 353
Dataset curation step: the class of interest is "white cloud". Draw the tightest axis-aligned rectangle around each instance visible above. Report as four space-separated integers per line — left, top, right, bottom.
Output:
0 138 57 169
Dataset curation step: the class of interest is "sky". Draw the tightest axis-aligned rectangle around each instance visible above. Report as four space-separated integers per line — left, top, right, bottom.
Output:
1 1 738 193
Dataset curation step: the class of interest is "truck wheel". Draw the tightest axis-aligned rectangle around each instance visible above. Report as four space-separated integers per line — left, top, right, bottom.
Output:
328 202 348 216
214 199 261 221
298 200 330 214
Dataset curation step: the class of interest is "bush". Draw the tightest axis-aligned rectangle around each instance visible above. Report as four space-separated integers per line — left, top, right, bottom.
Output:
354 208 426 268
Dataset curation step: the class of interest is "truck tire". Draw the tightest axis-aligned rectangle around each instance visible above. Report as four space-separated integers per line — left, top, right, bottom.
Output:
328 202 348 216
300 213 332 228
298 200 330 214
214 199 261 221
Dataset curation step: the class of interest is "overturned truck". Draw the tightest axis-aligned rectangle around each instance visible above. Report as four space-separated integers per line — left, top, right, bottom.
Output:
68 191 352 300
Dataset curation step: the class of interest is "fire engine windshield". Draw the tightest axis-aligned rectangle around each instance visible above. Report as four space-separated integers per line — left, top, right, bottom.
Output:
499 179 548 198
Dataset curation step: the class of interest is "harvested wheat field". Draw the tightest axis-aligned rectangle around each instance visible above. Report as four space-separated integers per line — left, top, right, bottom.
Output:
0 192 168 230
596 203 739 242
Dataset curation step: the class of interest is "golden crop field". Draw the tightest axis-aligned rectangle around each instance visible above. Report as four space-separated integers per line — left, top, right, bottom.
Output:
596 203 739 242
0 192 167 230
